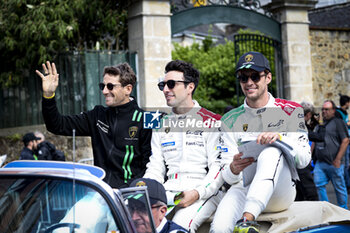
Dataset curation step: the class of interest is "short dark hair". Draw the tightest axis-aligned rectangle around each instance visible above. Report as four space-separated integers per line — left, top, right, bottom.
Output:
103 63 136 88
165 60 200 95
22 132 40 147
339 94 350 106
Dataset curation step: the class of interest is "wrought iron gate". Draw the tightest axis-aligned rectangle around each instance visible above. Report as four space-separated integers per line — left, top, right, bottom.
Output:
234 34 283 104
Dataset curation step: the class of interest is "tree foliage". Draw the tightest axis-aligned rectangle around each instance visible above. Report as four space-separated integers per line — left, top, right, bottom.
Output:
0 0 128 87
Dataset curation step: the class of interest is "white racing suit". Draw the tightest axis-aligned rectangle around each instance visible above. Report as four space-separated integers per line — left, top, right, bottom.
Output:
211 94 311 233
144 100 227 232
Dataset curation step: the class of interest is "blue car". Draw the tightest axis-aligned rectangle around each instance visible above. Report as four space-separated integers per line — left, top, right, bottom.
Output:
1 161 350 233
0 161 157 233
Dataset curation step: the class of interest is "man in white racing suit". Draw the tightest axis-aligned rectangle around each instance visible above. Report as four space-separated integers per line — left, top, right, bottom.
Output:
210 52 311 233
144 60 226 232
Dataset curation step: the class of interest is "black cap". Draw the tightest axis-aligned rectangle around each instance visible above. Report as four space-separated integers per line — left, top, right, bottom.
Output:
130 178 167 205
236 51 271 73
22 132 41 144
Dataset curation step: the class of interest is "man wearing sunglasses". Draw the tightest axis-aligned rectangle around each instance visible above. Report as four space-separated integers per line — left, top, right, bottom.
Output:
313 100 349 209
36 61 152 189
211 52 311 233
143 60 226 232
129 178 188 233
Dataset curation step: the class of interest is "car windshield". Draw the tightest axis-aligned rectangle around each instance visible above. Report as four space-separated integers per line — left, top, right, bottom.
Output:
120 188 156 233
0 177 119 233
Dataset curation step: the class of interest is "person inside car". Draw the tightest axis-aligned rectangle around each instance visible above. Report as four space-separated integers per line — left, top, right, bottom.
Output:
129 178 188 233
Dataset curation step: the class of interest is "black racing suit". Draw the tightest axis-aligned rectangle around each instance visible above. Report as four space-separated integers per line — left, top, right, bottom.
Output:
42 97 152 188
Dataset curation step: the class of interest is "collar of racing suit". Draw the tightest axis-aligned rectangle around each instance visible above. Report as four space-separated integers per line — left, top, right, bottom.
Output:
110 96 137 114
170 100 201 120
243 92 276 116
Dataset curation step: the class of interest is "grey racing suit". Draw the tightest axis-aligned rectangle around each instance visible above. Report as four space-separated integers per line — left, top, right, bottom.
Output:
211 93 311 233
144 100 226 232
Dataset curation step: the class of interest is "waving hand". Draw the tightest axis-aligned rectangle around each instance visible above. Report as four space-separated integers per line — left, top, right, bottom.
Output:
35 61 59 98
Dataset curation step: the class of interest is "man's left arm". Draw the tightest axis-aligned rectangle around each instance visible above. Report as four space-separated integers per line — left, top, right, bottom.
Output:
196 128 228 199
333 119 350 168
179 129 224 207
334 137 349 168
180 122 241 207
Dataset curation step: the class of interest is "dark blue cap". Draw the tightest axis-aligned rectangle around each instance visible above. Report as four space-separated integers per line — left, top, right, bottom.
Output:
130 178 167 205
236 51 271 73
22 132 41 144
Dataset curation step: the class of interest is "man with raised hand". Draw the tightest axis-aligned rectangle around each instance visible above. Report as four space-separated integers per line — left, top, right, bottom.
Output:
210 52 311 233
144 60 226 232
36 61 152 188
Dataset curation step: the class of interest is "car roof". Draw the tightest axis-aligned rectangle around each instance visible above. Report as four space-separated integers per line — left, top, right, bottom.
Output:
0 160 108 189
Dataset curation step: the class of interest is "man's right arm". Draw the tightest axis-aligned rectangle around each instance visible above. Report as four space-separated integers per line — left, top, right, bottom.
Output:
143 131 166 184
219 125 243 185
38 61 91 136
42 97 91 136
308 129 325 142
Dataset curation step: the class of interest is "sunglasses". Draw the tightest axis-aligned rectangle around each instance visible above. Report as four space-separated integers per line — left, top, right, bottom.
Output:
237 73 266 83
99 83 122 91
151 205 163 209
158 80 190 91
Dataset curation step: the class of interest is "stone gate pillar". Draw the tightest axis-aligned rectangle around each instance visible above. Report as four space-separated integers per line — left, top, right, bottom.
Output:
266 0 317 103
128 0 172 108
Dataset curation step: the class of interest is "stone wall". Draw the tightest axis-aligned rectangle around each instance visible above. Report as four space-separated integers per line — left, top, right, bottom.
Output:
310 30 350 109
0 124 93 165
